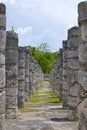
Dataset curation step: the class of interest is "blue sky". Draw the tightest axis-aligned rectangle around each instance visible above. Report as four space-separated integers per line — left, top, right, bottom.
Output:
0 0 85 51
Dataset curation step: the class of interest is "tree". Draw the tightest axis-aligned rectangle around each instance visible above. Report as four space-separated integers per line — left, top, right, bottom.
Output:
26 44 58 74
10 26 15 32
37 43 50 52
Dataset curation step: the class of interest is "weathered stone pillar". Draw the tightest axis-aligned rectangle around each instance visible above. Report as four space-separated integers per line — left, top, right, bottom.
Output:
67 27 79 121
58 49 63 100
5 31 18 119
0 3 6 130
31 58 36 94
18 47 25 108
50 58 58 94
24 48 29 101
62 40 68 108
78 2 87 129
29 52 33 96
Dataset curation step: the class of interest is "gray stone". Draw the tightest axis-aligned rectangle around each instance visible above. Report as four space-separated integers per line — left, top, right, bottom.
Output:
66 27 79 120
5 31 18 119
0 3 6 130
18 47 25 108
78 2 87 129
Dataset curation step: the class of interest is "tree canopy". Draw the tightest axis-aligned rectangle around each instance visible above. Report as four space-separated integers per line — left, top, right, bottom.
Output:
27 43 58 74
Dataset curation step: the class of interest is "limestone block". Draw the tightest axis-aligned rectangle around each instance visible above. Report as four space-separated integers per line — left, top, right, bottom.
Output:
68 38 79 48
18 58 25 67
0 114 5 130
0 67 5 91
62 82 69 90
79 43 87 64
67 69 78 83
18 91 25 108
6 79 18 88
0 30 6 50
6 64 18 78
67 109 78 121
78 98 87 130
69 83 80 96
78 70 87 91
78 2 87 22
18 68 25 80
6 96 18 108
0 92 5 114
67 59 79 70
68 96 78 107
18 81 25 91
68 27 78 39
5 108 18 119
0 52 5 64
0 15 6 30
6 50 18 63
5 87 17 96
67 50 78 59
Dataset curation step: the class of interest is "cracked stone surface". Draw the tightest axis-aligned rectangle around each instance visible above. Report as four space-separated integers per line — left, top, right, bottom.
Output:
6 82 78 130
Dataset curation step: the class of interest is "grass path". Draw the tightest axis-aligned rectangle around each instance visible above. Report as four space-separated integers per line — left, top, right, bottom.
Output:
6 82 78 130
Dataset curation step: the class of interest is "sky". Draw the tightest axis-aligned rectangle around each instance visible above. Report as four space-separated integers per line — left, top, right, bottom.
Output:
0 0 86 52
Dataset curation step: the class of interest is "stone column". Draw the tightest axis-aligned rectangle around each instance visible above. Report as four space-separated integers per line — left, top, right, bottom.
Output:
58 49 63 100
29 56 33 96
67 27 79 121
5 31 18 119
50 59 58 93
78 2 87 130
0 3 6 130
18 47 25 108
24 48 29 101
62 40 68 108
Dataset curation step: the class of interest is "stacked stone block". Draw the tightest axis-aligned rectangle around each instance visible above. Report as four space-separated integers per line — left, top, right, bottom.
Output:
62 40 68 108
29 57 43 94
58 49 63 100
78 2 87 130
18 47 25 108
50 49 63 99
50 54 59 94
29 53 33 97
24 48 30 101
0 3 6 130
5 31 18 119
67 27 79 121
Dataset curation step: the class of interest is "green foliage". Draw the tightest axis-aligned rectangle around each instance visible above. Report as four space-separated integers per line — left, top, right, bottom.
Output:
27 43 58 74
10 26 15 32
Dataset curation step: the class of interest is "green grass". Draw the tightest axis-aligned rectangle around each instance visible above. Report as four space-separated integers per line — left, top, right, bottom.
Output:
19 82 61 112
28 82 60 104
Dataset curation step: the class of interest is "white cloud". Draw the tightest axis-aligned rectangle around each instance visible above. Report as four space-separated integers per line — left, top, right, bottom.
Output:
16 26 32 35
0 0 15 4
16 26 33 46
10 0 15 4
5 0 87 51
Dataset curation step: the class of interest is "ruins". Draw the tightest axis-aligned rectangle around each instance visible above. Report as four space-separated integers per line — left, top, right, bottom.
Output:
50 1 87 129
0 1 87 130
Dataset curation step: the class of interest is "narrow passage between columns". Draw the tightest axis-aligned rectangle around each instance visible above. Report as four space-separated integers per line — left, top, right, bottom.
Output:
6 82 78 130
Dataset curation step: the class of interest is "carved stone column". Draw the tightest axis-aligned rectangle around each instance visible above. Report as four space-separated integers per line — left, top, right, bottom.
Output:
78 2 87 129
0 3 6 130
6 31 18 119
